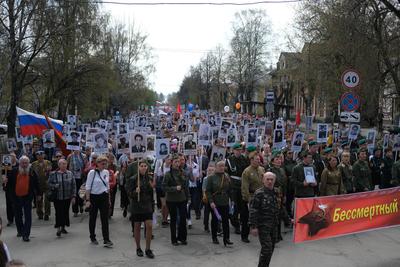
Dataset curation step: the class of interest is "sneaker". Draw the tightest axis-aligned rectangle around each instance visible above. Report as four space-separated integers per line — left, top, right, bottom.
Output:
61 228 68 234
136 248 144 257
91 239 99 245
56 230 61 237
179 240 187 245
145 249 155 259
22 236 30 242
104 240 114 248
188 219 192 229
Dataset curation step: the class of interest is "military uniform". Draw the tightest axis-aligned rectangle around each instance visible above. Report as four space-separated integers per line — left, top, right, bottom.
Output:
391 160 400 186
283 159 296 217
268 165 289 240
249 186 279 267
353 160 372 192
370 155 383 188
319 168 345 196
381 157 393 189
226 153 248 233
312 152 324 195
241 165 265 241
338 163 354 193
206 172 231 241
31 159 52 219
291 163 316 198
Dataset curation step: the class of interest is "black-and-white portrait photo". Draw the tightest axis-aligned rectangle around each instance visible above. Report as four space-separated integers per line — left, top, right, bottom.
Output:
226 128 237 146
275 119 284 129
210 146 226 163
291 131 304 152
67 115 77 129
130 133 147 155
155 138 170 160
42 129 55 148
67 131 81 150
15 127 23 142
333 129 340 144
146 135 155 152
2 154 12 167
183 133 197 156
273 129 285 149
178 119 187 132
137 117 147 128
118 123 128 135
348 124 360 140
99 119 108 130
247 128 257 144
208 115 216 126
317 124 328 143
198 124 210 146
117 134 129 154
93 132 108 154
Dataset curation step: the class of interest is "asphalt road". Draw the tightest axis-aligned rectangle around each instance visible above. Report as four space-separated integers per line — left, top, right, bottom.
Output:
1 190 400 267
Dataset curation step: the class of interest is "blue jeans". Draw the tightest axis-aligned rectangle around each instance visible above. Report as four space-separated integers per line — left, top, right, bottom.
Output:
14 195 33 238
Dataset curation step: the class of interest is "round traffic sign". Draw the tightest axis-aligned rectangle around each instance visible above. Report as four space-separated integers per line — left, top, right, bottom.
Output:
341 69 360 89
340 92 360 112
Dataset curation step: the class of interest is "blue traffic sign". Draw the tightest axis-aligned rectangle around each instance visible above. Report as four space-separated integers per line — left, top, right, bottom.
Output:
340 92 360 112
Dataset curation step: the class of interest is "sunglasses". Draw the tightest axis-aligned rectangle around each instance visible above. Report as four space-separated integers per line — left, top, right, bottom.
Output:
55 155 62 158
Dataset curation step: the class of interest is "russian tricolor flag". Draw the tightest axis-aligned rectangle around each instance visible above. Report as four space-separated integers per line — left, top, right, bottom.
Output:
17 107 63 137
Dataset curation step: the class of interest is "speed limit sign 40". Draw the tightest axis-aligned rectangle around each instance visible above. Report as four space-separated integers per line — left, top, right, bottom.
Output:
341 69 360 89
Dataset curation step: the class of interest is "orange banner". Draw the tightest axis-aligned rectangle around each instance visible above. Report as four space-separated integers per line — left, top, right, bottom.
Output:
293 187 400 243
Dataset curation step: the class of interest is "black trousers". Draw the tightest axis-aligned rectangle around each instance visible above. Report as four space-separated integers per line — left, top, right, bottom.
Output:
14 195 33 238
72 179 83 214
89 193 110 242
211 205 230 240
257 226 275 267
166 201 187 243
54 199 71 228
229 187 242 229
241 202 250 239
5 189 14 223
203 203 211 229
285 186 295 218
119 184 129 210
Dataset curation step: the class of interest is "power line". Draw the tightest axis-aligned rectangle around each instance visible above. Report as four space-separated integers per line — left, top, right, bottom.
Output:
93 0 301 6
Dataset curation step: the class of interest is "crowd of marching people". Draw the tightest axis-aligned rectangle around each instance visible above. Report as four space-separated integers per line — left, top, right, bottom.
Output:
1 109 400 267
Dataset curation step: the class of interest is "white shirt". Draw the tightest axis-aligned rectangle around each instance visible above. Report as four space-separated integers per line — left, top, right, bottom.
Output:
85 169 110 195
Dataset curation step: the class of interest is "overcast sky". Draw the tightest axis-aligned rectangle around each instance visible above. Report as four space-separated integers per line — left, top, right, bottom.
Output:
103 0 298 96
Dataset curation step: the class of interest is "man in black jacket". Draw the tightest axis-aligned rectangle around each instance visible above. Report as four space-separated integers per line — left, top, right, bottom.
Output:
5 156 41 242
